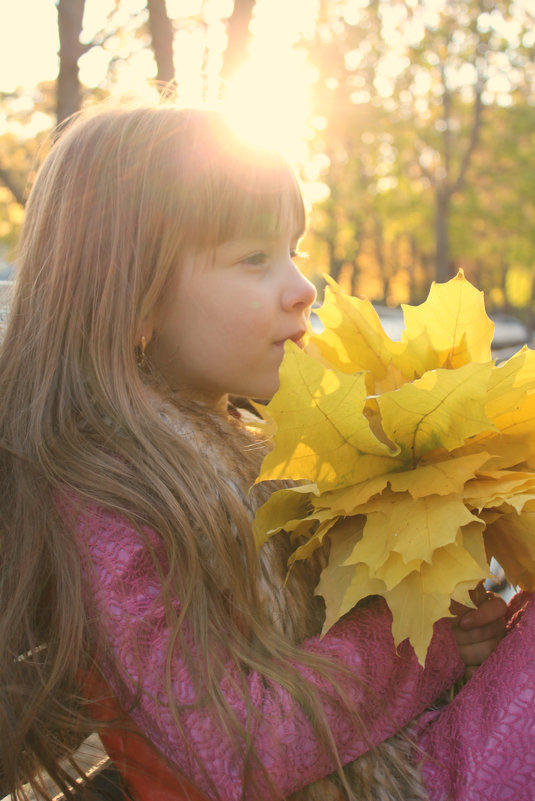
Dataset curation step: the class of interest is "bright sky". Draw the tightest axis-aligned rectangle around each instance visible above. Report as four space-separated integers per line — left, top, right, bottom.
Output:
2 0 532 93
1 1 532 158
0 0 59 92
0 0 321 159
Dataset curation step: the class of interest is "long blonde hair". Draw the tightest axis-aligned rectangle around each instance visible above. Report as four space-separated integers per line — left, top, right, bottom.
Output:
0 105 357 800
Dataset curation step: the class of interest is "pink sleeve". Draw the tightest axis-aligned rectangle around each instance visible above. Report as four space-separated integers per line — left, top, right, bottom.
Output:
79 505 463 801
417 591 535 801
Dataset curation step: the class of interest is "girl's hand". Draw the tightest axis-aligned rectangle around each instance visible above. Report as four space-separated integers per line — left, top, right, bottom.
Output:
450 584 507 679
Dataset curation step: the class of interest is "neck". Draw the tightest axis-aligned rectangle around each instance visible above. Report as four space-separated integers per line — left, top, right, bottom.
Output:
174 387 230 414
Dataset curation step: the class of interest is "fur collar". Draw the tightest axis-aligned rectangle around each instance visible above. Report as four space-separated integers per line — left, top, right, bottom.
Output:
156 395 430 801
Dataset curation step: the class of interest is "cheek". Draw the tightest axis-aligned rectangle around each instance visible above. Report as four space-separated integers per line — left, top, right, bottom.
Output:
218 293 270 339
186 277 274 355
237 309 272 347
242 292 274 327
243 296 264 312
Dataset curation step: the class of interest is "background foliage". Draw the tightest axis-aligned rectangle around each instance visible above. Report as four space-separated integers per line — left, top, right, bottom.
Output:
1 0 534 321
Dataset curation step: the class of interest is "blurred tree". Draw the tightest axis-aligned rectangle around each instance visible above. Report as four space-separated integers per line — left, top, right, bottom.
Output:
0 163 25 207
450 100 535 317
56 1 154 121
303 3 435 301
220 0 256 85
0 83 56 254
57 0 86 123
147 0 175 88
304 0 535 294
0 0 259 254
3 0 534 313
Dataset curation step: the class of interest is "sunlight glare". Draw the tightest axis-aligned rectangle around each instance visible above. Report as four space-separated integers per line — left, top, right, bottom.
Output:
112 50 161 103
222 0 318 162
0 0 58 92
223 50 314 163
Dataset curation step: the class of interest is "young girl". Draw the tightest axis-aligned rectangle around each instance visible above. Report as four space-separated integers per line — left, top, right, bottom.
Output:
0 104 533 801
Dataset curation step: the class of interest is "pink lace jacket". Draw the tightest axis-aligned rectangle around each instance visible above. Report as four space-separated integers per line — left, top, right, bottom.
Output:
418 591 535 800
77 503 467 800
70 387 535 799
78 501 535 801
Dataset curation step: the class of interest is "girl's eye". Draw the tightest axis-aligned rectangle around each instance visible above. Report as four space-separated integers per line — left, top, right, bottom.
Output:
291 249 307 262
242 251 268 267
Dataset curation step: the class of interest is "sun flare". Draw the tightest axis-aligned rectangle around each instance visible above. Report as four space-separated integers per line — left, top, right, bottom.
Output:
222 49 315 163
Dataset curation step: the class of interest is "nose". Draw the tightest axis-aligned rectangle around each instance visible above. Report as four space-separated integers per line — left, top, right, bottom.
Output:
282 259 317 312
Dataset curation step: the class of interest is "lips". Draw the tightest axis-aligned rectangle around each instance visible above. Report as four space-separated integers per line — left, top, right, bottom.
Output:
274 331 306 349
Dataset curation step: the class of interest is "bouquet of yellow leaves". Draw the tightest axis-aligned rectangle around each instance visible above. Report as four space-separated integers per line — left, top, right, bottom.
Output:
253 271 535 665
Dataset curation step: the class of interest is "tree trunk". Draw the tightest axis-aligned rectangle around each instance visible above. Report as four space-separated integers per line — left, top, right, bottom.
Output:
147 0 175 88
325 239 344 284
0 166 25 206
435 187 451 284
220 0 256 84
56 0 85 124
373 215 389 301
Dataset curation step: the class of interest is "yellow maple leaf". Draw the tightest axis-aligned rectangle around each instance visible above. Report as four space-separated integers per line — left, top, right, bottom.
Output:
459 520 490 576
315 520 386 634
310 452 489 522
387 452 490 498
400 270 494 369
309 277 407 389
252 484 319 549
377 362 494 461
254 271 535 664
289 516 344 565
464 470 535 512
484 511 535 592
345 491 479 568
257 342 398 490
384 540 488 664
485 348 535 421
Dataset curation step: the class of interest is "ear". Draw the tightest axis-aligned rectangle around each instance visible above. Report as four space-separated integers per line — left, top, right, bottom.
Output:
136 314 155 347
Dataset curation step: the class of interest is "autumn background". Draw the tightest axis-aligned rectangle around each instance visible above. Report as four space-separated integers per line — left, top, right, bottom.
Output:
1 0 535 324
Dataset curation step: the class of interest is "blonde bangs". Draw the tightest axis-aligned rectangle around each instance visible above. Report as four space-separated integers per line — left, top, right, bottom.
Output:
196 152 306 248
159 110 307 251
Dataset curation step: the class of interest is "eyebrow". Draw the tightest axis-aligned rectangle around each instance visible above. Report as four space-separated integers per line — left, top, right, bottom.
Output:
221 231 303 251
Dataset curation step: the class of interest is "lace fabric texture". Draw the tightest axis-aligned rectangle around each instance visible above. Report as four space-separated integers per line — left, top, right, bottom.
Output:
417 592 535 801
77 502 464 801
73 400 535 800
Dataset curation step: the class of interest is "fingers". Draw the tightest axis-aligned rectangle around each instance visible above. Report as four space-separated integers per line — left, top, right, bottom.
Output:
453 615 505 646
464 665 479 680
449 597 470 618
458 634 505 679
449 581 493 620
451 591 508 679
450 592 507 630
468 581 488 607
458 594 507 630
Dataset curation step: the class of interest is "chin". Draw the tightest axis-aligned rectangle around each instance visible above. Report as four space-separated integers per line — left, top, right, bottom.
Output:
231 371 280 403
242 392 274 404
241 385 278 403
258 381 280 401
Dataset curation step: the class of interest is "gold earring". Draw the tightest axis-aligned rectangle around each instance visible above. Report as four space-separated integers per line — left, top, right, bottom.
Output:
137 335 147 368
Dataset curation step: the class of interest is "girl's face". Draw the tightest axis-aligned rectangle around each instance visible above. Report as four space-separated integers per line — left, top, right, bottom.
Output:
149 229 316 407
